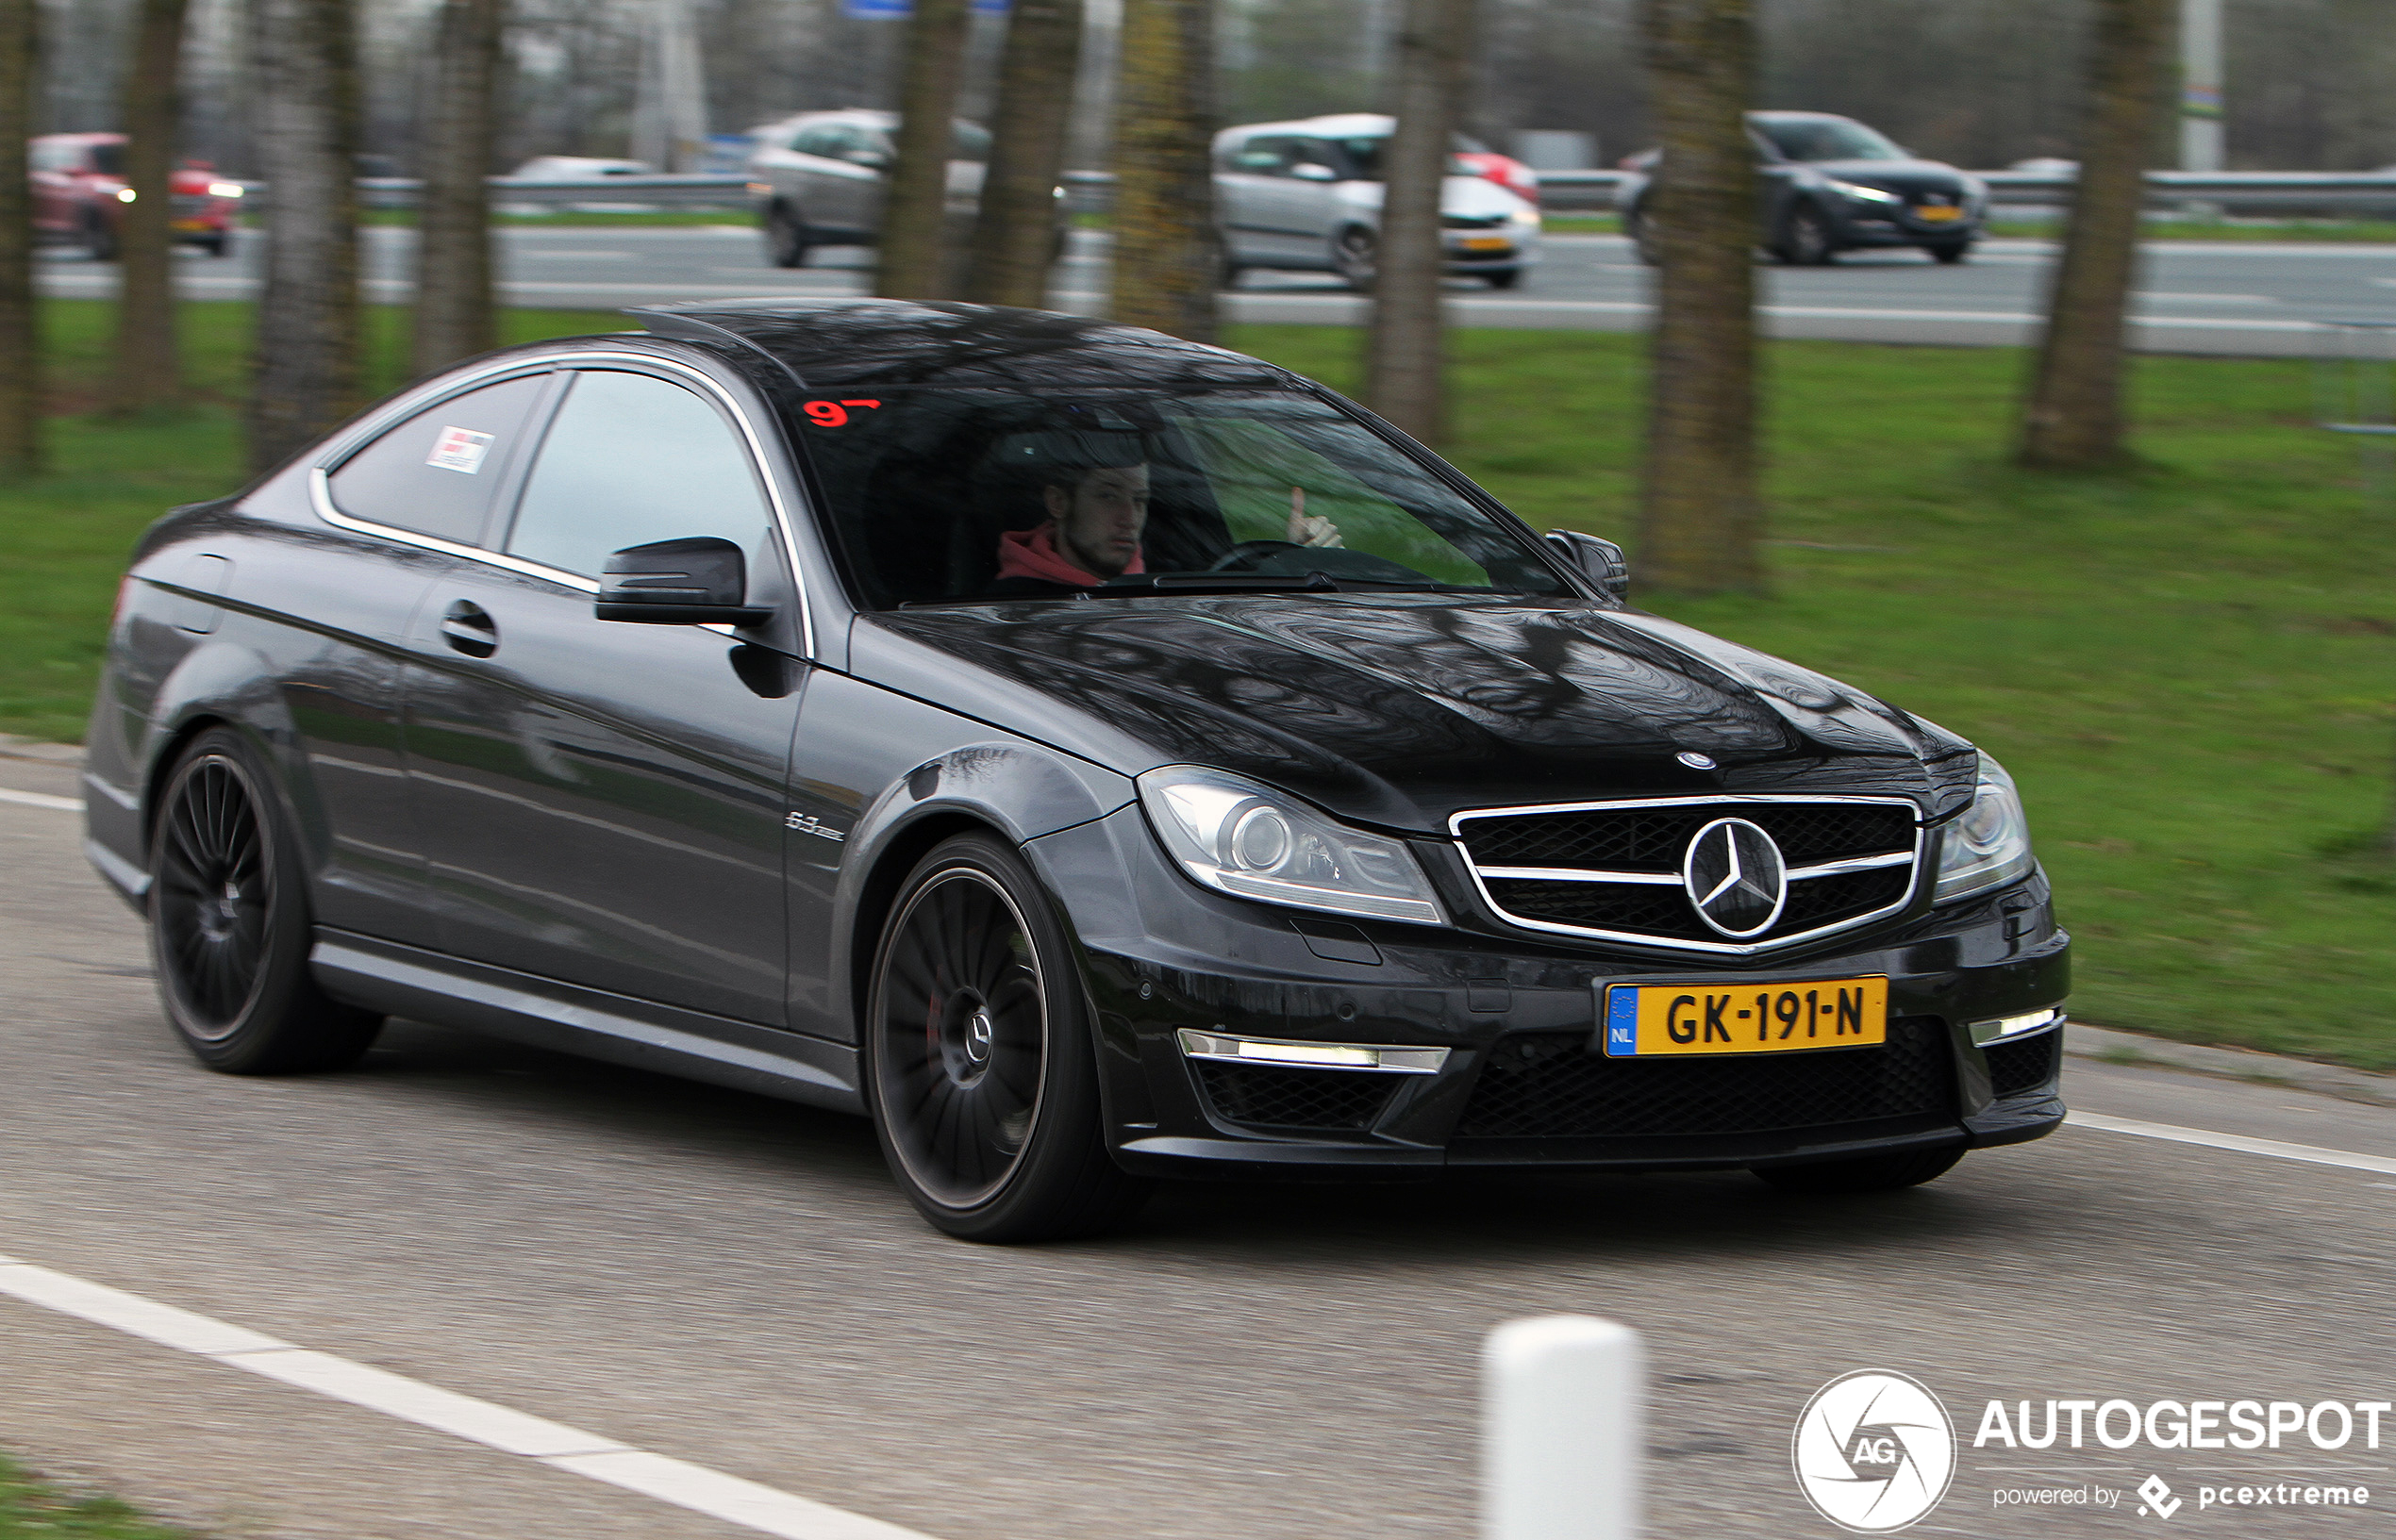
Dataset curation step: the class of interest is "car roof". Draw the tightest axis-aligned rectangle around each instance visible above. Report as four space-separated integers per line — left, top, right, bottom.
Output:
1748 110 1862 124
1216 113 1394 146
624 300 1296 391
33 132 125 145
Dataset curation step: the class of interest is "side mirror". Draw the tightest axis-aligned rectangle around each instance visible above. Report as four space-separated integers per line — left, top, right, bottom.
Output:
1545 530 1630 601
1290 162 1338 182
597 537 773 625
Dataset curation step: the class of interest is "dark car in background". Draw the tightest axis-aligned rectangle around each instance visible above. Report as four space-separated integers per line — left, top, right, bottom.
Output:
1622 111 1988 266
30 133 242 258
84 300 2067 1244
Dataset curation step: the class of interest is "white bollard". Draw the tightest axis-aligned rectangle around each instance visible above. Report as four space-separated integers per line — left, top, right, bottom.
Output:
1482 1315 1645 1540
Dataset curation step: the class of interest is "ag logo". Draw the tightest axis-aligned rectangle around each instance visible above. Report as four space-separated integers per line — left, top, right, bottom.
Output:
1792 1369 1956 1532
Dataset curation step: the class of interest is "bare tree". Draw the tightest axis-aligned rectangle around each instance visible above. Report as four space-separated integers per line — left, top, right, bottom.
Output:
1636 0 1762 596
964 0 1084 307
2017 0 2172 471
878 0 973 300
0 0 34 478
109 0 191 418
247 0 362 473
411 0 505 379
1364 0 1473 445
1110 0 1218 342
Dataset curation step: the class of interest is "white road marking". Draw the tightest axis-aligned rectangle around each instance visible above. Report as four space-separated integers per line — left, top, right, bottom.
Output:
0 1253 938 1540
2068 1110 2396 1176
0 787 83 812
2134 291 2276 304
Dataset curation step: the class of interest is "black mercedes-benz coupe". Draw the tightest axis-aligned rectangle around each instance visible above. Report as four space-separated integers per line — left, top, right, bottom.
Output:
84 300 2067 1241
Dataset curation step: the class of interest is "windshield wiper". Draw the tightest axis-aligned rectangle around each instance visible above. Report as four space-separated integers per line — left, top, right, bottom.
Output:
1093 572 1343 595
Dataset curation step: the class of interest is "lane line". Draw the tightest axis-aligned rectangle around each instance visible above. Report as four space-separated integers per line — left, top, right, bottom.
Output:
0 1254 938 1540
2067 1110 2396 1176
0 787 83 812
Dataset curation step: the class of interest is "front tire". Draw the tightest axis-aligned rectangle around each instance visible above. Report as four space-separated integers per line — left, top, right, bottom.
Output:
82 210 119 262
148 729 383 1074
863 833 1150 1243
763 203 810 269
1775 205 1836 266
1481 266 1522 290
1753 1144 1964 1195
1331 225 1377 291
1923 240 1972 265
1625 207 1661 266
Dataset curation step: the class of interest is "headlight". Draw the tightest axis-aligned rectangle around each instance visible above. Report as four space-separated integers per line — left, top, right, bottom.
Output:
1509 207 1539 226
208 181 244 198
1825 178 1901 206
1137 767 1446 925
1933 756 2036 902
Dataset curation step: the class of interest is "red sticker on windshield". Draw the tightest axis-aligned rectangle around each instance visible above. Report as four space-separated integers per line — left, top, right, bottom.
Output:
804 399 882 427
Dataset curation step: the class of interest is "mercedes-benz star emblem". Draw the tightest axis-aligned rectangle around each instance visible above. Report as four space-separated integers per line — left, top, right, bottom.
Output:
1683 817 1789 938
1675 750 1717 770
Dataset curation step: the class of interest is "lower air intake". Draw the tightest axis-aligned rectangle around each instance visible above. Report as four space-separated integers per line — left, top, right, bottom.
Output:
1194 1061 1397 1132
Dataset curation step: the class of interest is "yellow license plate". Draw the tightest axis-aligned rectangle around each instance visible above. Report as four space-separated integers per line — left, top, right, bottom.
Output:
170 218 210 231
1915 206 1963 223
1457 236 1513 252
1602 977 1888 1057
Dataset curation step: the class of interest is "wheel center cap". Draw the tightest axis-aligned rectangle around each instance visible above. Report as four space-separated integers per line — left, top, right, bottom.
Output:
964 1009 994 1065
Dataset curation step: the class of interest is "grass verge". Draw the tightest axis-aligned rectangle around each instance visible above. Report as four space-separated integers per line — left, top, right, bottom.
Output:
2 301 2390 1067
0 1452 196 1540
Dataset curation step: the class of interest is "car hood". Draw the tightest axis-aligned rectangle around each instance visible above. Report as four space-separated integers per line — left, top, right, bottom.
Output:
856 595 1977 833
1337 175 1535 219
1805 158 1972 192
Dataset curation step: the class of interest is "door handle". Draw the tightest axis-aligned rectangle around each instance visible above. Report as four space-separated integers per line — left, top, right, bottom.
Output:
439 600 499 657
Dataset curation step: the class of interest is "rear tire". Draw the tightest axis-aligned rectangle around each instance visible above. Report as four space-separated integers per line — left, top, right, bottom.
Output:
1923 240 1972 265
863 833 1151 1243
763 204 810 269
1753 1144 1964 1195
148 728 384 1075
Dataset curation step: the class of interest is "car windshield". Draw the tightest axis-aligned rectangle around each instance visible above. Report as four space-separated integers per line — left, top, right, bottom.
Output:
1321 135 1488 181
795 388 1570 608
89 141 125 176
1754 117 1905 162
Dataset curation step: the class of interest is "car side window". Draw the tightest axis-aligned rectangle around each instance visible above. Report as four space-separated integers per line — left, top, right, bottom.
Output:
1234 137 1301 176
326 372 552 546
790 124 842 158
503 370 775 581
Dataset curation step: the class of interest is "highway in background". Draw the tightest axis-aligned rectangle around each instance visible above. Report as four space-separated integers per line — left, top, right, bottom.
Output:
37 224 2396 356
4 752 2393 1540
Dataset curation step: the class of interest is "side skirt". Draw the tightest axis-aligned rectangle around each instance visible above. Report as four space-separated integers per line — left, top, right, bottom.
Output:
310 929 865 1115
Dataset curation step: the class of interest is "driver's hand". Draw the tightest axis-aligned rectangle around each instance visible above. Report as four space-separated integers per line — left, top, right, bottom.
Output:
1287 488 1344 548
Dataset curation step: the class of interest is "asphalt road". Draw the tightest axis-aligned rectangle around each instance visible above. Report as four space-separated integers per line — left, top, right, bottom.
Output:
4 750 2393 1540
36 225 2396 356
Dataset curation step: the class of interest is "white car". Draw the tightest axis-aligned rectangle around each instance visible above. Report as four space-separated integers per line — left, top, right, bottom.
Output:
1215 113 1541 290
744 109 993 269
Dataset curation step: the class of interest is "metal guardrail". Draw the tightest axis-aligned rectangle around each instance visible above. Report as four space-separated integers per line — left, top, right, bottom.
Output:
335 167 2396 220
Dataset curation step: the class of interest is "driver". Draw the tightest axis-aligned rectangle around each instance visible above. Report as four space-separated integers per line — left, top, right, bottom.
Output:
990 460 1153 595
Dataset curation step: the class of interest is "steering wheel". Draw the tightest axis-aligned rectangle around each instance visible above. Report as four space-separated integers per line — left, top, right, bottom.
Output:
1206 539 1305 573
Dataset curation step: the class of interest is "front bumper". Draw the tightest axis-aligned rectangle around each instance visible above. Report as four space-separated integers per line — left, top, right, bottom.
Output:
1026 805 2067 1182
1439 229 1539 272
1833 204 1984 248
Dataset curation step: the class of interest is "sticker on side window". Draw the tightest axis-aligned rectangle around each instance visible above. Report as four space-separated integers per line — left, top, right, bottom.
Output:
425 425 495 473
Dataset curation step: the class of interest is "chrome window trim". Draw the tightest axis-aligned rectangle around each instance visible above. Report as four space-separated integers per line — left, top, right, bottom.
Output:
1447 793 1925 957
310 347 816 659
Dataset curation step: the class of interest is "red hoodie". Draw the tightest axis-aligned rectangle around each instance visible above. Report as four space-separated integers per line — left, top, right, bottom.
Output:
994 523 1144 586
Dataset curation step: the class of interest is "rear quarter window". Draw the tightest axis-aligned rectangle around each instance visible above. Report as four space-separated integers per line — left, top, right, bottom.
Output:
327 372 553 546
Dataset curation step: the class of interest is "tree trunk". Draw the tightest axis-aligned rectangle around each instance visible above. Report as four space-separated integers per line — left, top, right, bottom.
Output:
110 0 190 418
1363 0 1473 446
876 0 972 301
1110 0 1218 342
963 0 1084 308
0 0 37 478
411 0 504 379
1636 0 1762 597
2017 0 2172 471
246 0 361 474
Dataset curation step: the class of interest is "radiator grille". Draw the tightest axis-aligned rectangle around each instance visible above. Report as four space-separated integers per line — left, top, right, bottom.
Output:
1454 797 1920 951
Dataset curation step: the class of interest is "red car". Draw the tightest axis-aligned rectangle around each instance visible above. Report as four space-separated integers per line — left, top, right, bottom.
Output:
29 133 241 258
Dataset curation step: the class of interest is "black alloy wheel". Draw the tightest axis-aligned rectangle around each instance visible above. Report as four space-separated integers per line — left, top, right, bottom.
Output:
865 833 1149 1242
1753 1143 1965 1195
1777 205 1836 266
764 205 810 269
149 729 383 1073
1923 240 1972 265
1332 226 1378 291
